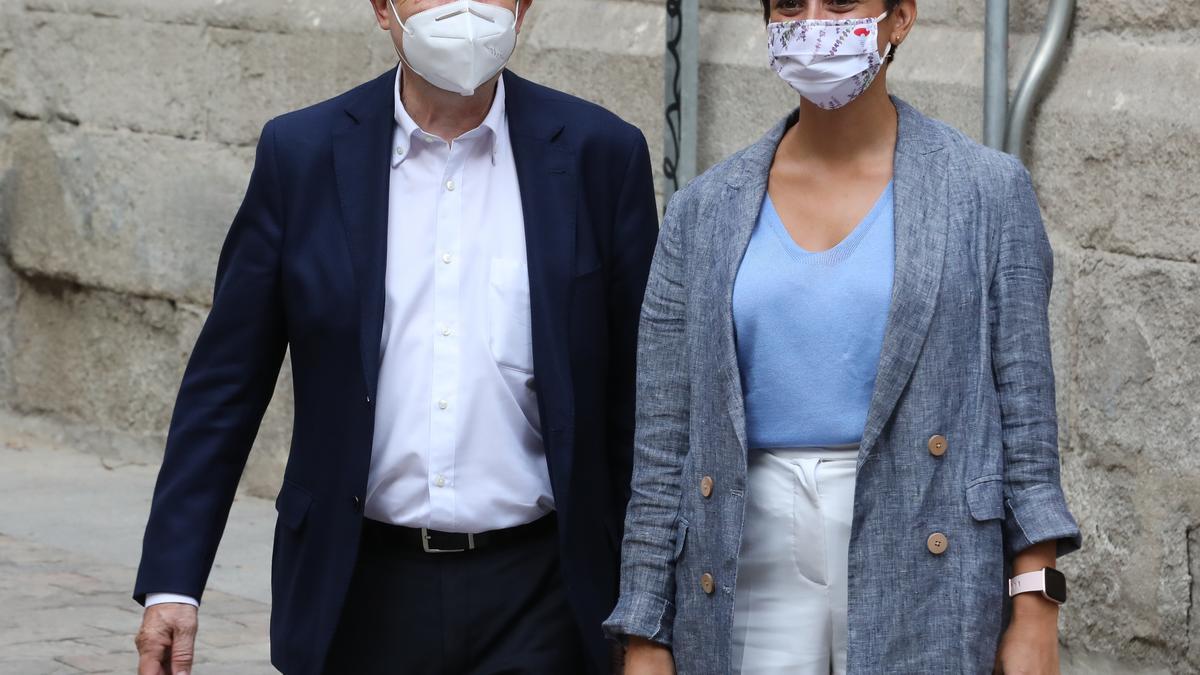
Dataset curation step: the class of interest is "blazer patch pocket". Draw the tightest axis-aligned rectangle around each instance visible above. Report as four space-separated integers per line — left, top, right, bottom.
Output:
673 518 690 561
488 258 535 373
966 477 1005 522
275 480 313 532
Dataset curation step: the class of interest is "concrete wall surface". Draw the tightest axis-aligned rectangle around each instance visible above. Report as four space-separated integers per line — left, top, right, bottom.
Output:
0 0 1197 671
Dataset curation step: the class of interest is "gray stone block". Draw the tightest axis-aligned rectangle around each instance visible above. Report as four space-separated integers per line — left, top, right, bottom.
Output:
8 275 291 494
1056 251 1200 670
1071 252 1200 473
5 121 254 304
0 258 17 407
22 12 213 138
617 0 1200 35
1029 109 1200 265
204 26 393 146
25 0 381 35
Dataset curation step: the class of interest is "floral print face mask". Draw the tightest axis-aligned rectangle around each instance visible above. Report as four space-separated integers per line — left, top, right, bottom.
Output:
767 11 892 110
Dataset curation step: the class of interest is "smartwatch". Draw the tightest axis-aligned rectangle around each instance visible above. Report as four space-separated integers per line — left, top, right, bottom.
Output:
1008 567 1067 605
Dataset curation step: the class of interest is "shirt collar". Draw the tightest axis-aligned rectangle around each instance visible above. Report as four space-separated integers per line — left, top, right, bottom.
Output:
392 69 507 167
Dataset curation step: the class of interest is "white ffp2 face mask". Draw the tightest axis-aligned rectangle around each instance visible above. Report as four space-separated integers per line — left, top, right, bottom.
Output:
767 12 892 110
388 0 519 97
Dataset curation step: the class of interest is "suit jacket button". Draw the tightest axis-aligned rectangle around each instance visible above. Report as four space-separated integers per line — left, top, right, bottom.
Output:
927 532 948 555
352 495 363 513
700 573 715 595
700 476 714 498
928 435 947 457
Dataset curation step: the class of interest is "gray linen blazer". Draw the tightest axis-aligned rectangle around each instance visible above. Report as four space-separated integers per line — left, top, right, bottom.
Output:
603 98 1082 674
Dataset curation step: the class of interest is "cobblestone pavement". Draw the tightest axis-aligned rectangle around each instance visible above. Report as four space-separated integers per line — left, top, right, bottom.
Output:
0 414 1165 675
0 418 276 674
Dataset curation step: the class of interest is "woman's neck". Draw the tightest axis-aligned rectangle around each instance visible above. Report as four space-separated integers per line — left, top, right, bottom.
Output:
780 80 899 166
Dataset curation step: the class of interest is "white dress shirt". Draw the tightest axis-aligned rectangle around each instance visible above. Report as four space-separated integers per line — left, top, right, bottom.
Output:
146 71 552 609
364 71 553 532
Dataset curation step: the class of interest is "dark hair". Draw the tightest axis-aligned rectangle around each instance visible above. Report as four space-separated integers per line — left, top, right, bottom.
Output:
759 0 902 22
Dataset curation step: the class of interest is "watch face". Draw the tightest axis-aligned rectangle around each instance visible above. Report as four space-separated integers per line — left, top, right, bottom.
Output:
1043 567 1067 603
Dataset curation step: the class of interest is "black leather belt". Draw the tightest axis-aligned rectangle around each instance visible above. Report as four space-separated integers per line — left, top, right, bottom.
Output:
361 513 555 554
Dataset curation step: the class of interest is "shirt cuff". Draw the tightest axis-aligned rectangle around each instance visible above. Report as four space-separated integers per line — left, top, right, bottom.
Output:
145 593 200 609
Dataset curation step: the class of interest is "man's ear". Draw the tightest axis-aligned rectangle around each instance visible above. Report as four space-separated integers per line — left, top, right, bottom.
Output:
516 0 533 32
370 0 391 31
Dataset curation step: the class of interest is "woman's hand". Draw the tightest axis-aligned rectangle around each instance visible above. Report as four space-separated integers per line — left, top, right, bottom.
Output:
623 635 676 675
994 593 1061 675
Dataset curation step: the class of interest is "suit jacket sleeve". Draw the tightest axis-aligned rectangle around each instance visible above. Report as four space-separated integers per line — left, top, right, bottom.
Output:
606 131 659 514
989 159 1082 559
133 120 289 604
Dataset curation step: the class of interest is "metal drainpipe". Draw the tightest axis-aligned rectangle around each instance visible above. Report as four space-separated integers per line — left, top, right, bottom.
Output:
663 0 699 208
983 0 1009 150
1006 0 1076 159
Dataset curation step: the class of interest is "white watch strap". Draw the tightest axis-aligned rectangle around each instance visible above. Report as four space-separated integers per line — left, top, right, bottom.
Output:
1008 570 1045 597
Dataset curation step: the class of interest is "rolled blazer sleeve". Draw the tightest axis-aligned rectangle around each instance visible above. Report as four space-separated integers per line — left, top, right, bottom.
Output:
989 159 1082 558
602 189 693 646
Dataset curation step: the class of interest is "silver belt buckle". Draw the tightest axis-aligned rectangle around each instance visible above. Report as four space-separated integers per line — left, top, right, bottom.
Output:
421 528 474 553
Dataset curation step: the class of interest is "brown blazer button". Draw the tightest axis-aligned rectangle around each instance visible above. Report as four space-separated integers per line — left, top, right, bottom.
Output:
927 532 949 555
700 476 714 498
928 435 947 457
700 573 716 595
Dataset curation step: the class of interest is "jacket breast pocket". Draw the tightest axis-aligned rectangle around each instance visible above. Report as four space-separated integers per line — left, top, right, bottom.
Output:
275 479 313 532
488 258 535 374
966 477 1005 522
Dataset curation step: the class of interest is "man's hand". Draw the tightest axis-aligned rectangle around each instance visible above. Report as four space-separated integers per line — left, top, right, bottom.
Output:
622 635 675 675
135 603 199 675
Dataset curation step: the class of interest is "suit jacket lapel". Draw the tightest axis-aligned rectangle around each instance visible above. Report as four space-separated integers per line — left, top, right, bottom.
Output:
858 98 950 468
715 116 792 455
503 71 579 495
332 68 396 402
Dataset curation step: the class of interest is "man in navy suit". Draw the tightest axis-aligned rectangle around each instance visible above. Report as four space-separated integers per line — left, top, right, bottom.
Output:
132 1 658 673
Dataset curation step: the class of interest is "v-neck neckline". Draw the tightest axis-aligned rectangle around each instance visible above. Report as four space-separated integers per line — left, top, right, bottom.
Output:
764 181 893 266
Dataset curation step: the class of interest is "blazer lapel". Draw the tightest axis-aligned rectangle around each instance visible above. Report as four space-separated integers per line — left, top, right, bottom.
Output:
857 98 950 468
332 68 396 402
715 117 792 455
503 72 579 493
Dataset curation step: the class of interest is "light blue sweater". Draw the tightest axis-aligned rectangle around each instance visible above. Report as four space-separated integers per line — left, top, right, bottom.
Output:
732 183 895 449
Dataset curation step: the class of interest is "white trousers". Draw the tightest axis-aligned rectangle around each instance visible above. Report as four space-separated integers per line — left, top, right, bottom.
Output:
732 447 858 675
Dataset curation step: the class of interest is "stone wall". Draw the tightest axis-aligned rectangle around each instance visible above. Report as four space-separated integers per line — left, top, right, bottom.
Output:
0 0 1197 670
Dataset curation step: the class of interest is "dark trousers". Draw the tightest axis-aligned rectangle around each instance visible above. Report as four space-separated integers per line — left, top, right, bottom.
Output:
323 516 586 675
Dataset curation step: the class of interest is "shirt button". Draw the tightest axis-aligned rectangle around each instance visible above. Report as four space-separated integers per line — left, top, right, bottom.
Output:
434 475 447 488
700 476 714 498
352 495 362 513
440 327 452 337
441 253 452 264
438 400 449 410
700 573 716 595
928 435 948 457
446 179 456 191
927 532 949 555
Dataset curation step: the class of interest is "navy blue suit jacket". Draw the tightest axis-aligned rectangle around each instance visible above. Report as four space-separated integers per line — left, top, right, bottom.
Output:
134 68 659 674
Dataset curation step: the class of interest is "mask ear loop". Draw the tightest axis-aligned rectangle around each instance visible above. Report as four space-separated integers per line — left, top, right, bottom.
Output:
388 0 437 91
875 11 896 63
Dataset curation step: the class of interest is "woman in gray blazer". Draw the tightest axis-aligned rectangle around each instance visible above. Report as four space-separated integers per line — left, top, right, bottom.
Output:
604 1 1082 673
